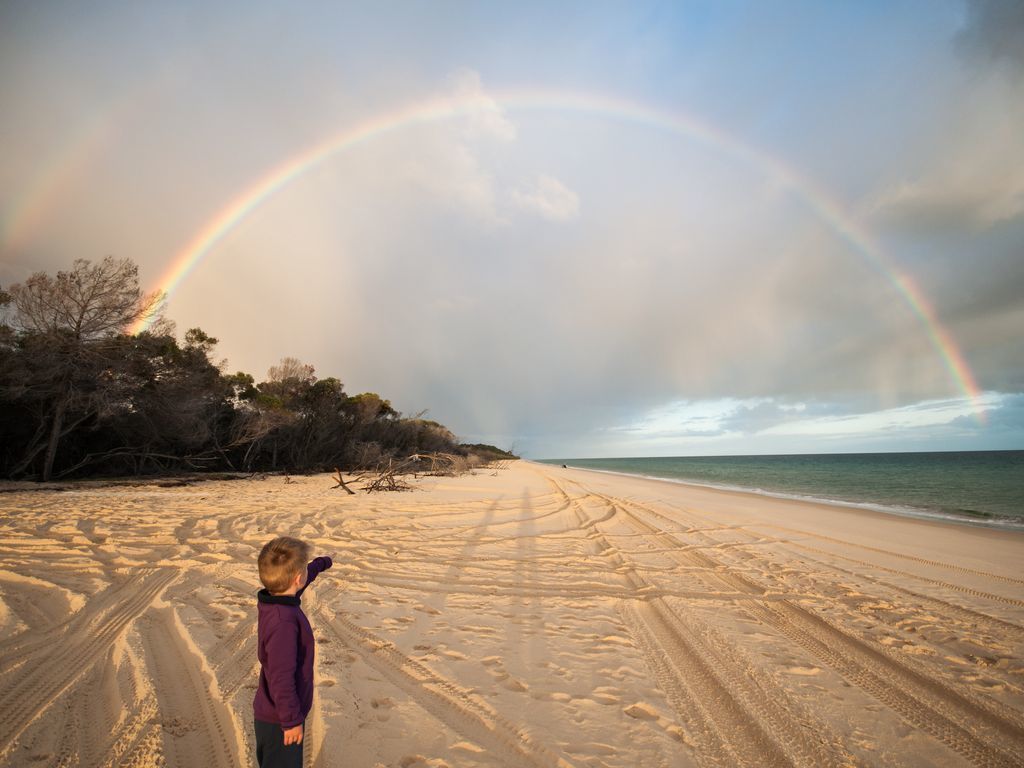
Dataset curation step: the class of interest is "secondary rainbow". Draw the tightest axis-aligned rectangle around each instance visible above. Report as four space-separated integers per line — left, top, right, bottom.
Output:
130 87 985 421
2 113 113 255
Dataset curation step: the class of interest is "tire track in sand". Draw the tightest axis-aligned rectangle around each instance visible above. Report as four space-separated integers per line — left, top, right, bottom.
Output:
0 573 163 676
95 700 161 768
137 605 242 768
202 575 260 701
781 541 1024 640
543 475 851 768
313 599 574 768
210 619 258 700
45 644 161 768
0 568 177 759
610 494 1024 767
622 495 1024 635
786 539 1024 610
763 523 1024 587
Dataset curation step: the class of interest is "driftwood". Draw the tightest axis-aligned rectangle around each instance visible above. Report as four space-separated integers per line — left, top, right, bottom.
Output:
331 468 356 494
363 458 413 493
331 452 504 494
364 471 412 493
359 452 476 493
402 452 474 477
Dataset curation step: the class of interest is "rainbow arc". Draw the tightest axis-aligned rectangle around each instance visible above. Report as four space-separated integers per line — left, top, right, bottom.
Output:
45 87 976 420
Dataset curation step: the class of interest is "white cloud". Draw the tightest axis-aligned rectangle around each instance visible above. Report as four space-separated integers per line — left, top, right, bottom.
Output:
448 69 517 142
511 174 580 221
760 395 1002 437
426 142 500 222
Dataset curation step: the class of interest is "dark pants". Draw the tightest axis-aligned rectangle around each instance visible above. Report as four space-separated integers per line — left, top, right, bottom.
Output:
254 719 303 768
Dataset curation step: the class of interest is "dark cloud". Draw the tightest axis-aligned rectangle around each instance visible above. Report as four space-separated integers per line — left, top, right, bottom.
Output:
868 1 1024 234
958 0 1024 70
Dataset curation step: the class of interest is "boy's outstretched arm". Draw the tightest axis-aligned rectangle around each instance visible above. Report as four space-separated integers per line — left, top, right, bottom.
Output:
297 555 333 597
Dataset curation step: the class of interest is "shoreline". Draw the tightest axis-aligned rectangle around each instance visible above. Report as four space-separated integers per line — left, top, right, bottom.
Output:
536 457 1024 532
541 461 1024 582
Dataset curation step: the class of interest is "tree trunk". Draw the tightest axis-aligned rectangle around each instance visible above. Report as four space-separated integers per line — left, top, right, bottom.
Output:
41 392 69 482
243 440 257 472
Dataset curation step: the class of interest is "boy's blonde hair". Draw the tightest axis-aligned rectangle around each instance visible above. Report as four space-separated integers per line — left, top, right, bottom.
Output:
258 536 310 594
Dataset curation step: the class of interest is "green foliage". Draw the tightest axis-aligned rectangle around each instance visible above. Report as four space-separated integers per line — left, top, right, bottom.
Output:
459 443 519 461
184 327 218 352
226 371 257 401
345 392 396 424
0 258 469 479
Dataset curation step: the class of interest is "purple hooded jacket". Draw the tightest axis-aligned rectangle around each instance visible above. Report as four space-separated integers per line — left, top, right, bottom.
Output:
253 556 332 727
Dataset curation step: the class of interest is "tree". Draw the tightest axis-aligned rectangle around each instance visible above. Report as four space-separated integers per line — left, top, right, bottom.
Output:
1 260 468 478
10 257 162 340
5 257 164 480
266 356 315 385
345 392 397 425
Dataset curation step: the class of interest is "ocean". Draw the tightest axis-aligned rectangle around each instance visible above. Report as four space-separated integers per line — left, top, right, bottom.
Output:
539 451 1024 530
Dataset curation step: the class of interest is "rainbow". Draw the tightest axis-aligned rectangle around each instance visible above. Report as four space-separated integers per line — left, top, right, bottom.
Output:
128 87 986 421
3 74 183 259
2 112 113 256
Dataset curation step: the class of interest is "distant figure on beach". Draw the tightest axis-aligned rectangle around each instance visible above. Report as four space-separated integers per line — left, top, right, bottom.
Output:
253 536 333 767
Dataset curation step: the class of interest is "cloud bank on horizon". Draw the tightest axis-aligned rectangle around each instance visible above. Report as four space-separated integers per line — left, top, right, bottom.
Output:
1 0 1022 457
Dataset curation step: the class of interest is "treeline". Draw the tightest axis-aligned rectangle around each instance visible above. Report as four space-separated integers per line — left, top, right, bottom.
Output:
0 257 515 481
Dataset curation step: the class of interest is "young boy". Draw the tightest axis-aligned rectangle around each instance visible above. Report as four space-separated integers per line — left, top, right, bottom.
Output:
254 536 333 768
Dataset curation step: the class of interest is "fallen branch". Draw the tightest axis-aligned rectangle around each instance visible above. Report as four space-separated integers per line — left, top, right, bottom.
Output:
359 452 483 493
331 468 356 494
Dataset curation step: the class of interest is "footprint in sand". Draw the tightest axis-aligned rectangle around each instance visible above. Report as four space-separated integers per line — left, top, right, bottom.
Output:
480 658 529 692
370 696 395 721
400 755 450 768
592 686 621 705
161 715 198 736
623 702 660 721
787 665 821 676
499 675 528 692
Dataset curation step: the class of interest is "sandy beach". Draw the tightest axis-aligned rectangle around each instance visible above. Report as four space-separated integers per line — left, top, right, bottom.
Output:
0 460 1022 767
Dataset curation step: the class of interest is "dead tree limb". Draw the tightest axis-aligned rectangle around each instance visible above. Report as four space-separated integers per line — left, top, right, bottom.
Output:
331 467 356 494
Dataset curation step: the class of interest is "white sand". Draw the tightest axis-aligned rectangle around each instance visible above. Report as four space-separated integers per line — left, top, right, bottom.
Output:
0 460 1022 767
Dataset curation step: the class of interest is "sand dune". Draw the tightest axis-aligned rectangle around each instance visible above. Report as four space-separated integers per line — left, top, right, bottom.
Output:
0 461 1022 767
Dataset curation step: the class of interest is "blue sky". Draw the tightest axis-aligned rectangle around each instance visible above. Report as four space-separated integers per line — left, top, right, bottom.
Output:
1 0 1022 457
